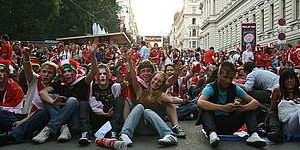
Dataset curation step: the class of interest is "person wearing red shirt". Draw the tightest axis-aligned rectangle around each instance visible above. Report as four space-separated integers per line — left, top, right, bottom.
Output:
0 34 12 61
204 47 216 66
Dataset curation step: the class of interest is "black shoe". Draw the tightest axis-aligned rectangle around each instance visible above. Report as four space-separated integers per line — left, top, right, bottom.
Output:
79 132 92 145
172 125 186 138
267 131 284 143
105 131 117 140
257 123 268 137
0 132 16 146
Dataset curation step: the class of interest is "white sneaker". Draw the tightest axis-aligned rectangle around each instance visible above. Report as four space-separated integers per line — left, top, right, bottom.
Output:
158 134 178 145
32 127 52 143
57 124 71 142
119 133 133 146
209 132 220 146
246 136 267 148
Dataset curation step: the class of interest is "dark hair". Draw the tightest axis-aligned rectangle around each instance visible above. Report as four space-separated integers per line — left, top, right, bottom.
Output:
279 69 300 99
287 44 293 48
209 47 214 50
218 61 236 75
243 61 256 73
1 34 9 41
141 41 146 45
164 64 174 74
138 60 155 74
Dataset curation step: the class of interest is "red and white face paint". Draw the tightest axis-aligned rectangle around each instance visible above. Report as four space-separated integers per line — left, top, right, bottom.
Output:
62 68 77 84
0 66 8 83
99 68 109 85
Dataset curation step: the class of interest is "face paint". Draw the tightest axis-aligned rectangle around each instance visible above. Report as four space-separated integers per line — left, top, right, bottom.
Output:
0 66 8 83
62 68 76 84
99 68 108 85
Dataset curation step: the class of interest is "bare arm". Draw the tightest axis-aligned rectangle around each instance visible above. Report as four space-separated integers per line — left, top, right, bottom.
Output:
23 46 34 82
160 93 188 104
126 51 142 99
197 94 235 112
85 38 98 84
165 63 183 88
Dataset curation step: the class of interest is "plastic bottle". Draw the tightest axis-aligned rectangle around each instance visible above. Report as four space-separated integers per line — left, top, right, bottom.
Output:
95 138 127 150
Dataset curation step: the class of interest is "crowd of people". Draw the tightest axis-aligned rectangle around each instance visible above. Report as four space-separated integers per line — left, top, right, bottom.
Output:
1 33 300 148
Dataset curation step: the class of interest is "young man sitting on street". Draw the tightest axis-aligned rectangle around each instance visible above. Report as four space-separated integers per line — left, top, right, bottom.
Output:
197 61 267 148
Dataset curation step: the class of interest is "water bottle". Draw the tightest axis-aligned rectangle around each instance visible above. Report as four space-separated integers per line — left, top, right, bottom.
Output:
95 138 127 150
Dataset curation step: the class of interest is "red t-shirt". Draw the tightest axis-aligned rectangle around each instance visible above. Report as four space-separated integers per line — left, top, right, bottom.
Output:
0 41 12 60
149 50 162 65
131 52 141 65
204 50 214 66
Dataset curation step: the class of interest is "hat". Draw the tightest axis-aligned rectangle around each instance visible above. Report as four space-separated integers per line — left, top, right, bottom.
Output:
30 57 40 67
59 59 79 73
0 58 10 73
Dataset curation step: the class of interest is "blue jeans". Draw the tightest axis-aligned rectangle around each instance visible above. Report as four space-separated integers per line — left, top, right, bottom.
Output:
121 104 173 139
0 109 27 132
46 96 79 134
177 102 198 120
10 109 49 142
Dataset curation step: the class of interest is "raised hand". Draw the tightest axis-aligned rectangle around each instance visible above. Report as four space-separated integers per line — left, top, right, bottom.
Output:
89 37 99 54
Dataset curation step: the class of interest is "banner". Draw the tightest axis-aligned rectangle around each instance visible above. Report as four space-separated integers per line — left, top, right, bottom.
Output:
241 23 256 52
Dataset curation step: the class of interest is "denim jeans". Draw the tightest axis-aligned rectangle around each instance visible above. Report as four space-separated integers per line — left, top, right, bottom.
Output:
121 104 173 139
201 110 259 136
46 96 79 134
0 109 27 132
177 102 198 120
79 96 125 134
10 109 49 142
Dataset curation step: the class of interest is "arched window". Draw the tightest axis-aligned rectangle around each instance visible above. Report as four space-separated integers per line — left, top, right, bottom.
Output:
192 29 197 37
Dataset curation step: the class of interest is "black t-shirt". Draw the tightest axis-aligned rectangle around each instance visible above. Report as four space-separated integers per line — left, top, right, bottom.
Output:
92 81 114 112
50 78 89 102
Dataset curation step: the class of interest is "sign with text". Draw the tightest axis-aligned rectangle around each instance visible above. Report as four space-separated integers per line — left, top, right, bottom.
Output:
241 23 256 52
144 36 162 42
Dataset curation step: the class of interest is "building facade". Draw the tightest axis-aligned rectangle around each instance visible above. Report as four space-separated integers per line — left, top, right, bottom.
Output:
116 0 138 42
199 0 300 51
169 0 203 50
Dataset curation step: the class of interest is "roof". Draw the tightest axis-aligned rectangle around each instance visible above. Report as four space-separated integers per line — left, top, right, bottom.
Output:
56 32 131 45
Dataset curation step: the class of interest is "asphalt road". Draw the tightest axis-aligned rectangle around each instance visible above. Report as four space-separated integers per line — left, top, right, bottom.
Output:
1 120 298 150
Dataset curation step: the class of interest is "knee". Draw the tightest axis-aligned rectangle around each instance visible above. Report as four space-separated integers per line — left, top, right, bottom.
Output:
65 97 79 107
135 104 144 111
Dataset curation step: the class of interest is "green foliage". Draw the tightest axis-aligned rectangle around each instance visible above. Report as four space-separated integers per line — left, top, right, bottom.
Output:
0 0 120 40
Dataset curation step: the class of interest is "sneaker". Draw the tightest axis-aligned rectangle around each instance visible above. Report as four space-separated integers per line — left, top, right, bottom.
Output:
119 133 133 146
246 136 267 148
32 126 52 143
0 132 16 146
172 125 186 138
57 124 71 142
158 134 178 145
267 131 284 143
105 131 118 140
209 132 220 147
78 132 92 145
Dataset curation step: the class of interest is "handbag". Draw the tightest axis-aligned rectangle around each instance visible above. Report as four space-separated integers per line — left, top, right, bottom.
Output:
278 99 300 123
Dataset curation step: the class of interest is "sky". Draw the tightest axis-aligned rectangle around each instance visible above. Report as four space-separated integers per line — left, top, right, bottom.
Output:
131 0 183 36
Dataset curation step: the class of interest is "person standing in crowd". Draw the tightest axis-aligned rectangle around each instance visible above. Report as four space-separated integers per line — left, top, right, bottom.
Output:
139 41 149 61
204 47 216 66
242 44 254 64
0 34 12 61
197 61 267 148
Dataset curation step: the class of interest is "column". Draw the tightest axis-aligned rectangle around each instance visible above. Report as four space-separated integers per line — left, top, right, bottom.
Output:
212 0 215 15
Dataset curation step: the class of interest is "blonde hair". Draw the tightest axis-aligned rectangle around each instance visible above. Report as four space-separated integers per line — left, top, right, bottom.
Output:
40 61 58 75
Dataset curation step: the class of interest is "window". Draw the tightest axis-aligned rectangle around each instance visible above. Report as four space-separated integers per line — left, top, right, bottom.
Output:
192 7 196 14
192 18 196 24
246 18 249 22
281 0 286 18
270 4 274 29
253 14 256 22
260 9 264 32
191 0 197 3
297 0 300 19
192 29 197 36
192 41 197 48
189 41 192 48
